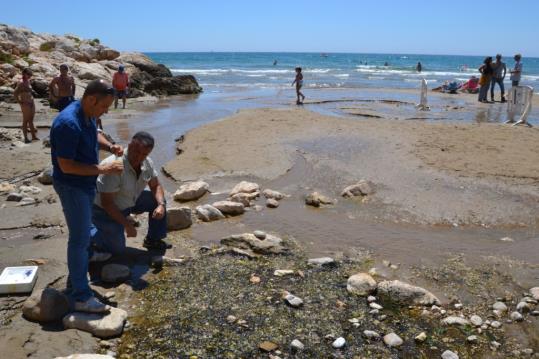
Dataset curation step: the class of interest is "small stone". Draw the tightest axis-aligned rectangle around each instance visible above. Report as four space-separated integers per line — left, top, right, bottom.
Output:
347 273 377 296
490 321 502 328
377 280 440 306
308 257 335 266
17 197 36 206
274 269 294 277
481 324 488 330
454 303 463 309
104 291 115 299
441 350 459 359
195 204 225 222
530 287 539 300
522 348 534 355
250 274 261 284
500 237 514 242
37 168 53 185
431 305 441 312
62 307 127 338
532 310 539 316
173 181 209 202
510 311 523 321
266 198 279 208
363 330 380 340
263 189 287 200
259 341 278 352
469 315 483 327
305 191 334 207
369 302 383 310
369 309 379 315
467 335 478 343
19 185 41 194
492 301 508 312
367 295 377 303
332 337 346 349
100 340 112 348
285 293 304 307
383 333 403 347
212 200 245 215
291 339 304 351
442 316 470 326
415 332 427 342
6 192 23 201
230 181 259 196
440 309 447 315
517 301 532 313
382 260 391 267
490 341 501 349
253 230 266 240
101 264 130 283
166 206 193 230
226 315 237 323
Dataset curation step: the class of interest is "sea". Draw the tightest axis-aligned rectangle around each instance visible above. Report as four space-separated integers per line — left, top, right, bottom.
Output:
146 52 539 93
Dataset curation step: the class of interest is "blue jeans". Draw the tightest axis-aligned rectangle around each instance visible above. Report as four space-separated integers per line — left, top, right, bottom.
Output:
490 77 505 99
53 181 95 302
478 80 491 101
90 190 167 255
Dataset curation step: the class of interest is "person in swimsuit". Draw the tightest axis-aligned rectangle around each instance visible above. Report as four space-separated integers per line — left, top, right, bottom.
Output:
291 67 305 105
13 68 38 143
112 65 129 109
49 64 76 112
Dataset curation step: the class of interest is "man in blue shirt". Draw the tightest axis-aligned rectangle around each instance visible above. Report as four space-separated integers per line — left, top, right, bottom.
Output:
51 79 124 313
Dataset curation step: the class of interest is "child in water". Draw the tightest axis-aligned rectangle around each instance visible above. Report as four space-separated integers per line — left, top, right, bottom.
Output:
13 68 38 143
292 67 305 105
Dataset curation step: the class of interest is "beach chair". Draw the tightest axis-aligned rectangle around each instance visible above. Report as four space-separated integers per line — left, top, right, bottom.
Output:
415 78 430 111
506 86 534 127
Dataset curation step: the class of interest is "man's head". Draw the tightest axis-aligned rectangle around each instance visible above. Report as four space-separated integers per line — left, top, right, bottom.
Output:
22 68 32 80
118 65 125 73
514 53 522 61
81 80 115 118
127 131 155 168
60 64 69 76
496 54 502 61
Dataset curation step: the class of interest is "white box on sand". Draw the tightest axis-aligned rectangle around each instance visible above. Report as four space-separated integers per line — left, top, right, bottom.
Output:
0 266 38 294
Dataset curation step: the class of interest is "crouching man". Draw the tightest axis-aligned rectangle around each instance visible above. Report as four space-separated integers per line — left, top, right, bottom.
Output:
91 131 171 255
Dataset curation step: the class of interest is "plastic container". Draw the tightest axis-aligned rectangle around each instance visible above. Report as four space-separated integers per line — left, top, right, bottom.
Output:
0 266 38 294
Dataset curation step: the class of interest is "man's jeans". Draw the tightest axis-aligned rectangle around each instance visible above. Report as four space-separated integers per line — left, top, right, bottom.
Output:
90 190 167 255
490 77 505 99
53 181 95 302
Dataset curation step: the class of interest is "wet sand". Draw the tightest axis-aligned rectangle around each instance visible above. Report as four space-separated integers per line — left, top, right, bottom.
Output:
1 87 538 357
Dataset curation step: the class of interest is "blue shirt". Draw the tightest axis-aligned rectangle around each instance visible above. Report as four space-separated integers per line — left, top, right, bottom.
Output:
50 100 98 190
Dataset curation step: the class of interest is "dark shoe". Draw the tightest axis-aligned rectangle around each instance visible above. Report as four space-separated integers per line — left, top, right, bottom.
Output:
143 238 172 250
501 98 507 103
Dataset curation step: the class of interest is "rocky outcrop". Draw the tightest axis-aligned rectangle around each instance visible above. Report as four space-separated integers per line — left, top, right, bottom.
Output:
0 24 202 100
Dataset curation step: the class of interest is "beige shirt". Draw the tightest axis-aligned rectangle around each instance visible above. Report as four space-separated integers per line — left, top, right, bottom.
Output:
94 152 158 210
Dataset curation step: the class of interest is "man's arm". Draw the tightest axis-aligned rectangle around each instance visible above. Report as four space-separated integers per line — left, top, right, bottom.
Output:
148 177 165 219
502 64 507 79
57 157 123 176
48 78 57 98
70 77 76 97
99 192 137 237
97 131 123 156
13 83 21 103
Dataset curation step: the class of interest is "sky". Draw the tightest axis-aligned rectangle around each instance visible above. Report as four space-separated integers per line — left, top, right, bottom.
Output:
2 0 539 56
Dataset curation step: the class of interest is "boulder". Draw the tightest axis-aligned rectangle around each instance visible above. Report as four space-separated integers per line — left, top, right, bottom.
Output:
54 38 77 53
0 63 17 77
441 350 459 359
98 48 120 61
71 62 111 81
12 57 29 69
77 43 99 61
377 280 440 306
262 189 286 200
212 201 245 216
230 181 260 196
31 78 50 98
0 25 31 55
442 316 470 326
305 192 334 207
341 180 375 197
22 288 70 322
266 198 279 208
530 287 539 301
383 333 403 347
173 181 209 202
144 75 202 96
221 233 287 255
195 204 225 222
166 206 192 230
101 264 130 283
118 52 172 78
347 273 377 296
62 307 127 338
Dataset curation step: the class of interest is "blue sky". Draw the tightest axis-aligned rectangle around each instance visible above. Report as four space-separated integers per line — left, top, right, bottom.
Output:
2 0 538 56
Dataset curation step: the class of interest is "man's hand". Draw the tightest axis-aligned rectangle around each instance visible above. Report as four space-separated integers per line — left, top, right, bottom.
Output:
125 222 137 237
152 203 165 220
110 144 124 156
99 161 123 175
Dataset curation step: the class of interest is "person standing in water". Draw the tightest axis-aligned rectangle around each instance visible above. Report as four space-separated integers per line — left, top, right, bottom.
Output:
478 56 494 103
291 67 305 105
416 62 422 72
490 54 506 102
13 68 39 143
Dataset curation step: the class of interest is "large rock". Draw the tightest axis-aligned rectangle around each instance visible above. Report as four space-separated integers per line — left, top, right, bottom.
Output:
144 75 202 96
305 192 335 207
0 25 31 55
22 288 70 322
195 204 225 222
166 206 192 230
98 48 120 61
341 180 375 197
101 264 130 283
221 233 287 255
347 273 377 296
173 181 209 202
212 201 245 216
62 307 127 338
377 280 440 306
71 62 111 81
230 181 260 196
31 78 50 98
117 52 172 78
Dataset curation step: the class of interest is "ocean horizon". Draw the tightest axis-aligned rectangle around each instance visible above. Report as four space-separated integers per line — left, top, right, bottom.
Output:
146 52 539 92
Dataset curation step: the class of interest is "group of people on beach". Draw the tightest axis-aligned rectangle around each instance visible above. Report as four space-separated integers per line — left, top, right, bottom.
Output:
13 64 129 143
477 53 522 103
